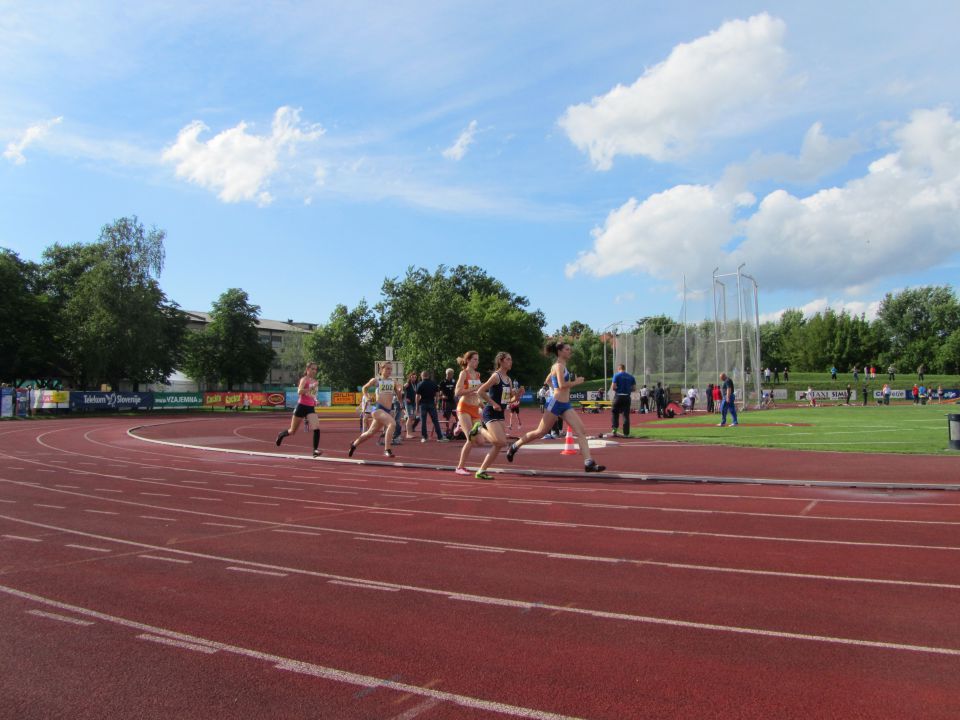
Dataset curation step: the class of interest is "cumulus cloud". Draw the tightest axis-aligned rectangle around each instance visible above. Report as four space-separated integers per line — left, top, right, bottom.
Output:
443 120 478 161
568 108 960 294
759 297 883 324
559 13 792 169
3 116 63 164
161 106 324 205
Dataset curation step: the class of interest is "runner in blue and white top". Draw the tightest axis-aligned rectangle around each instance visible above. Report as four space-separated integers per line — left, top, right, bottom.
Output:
506 340 605 472
349 363 402 458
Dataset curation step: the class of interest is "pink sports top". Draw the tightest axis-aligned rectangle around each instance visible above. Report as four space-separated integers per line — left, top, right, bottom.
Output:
299 378 318 407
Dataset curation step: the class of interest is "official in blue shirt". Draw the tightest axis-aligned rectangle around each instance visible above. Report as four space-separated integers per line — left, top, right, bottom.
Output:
610 364 636 437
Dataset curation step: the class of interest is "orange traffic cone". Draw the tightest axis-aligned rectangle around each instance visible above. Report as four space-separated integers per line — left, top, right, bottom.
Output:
561 428 578 455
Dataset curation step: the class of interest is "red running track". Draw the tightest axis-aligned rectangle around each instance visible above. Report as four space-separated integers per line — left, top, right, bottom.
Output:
1 415 959 719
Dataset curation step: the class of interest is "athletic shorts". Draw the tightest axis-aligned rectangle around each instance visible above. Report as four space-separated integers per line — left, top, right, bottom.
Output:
457 400 482 421
546 397 573 416
481 405 505 424
373 403 394 415
508 403 520 414
293 403 316 418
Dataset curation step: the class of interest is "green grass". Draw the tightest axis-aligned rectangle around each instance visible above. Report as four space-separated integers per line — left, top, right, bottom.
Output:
630 402 960 455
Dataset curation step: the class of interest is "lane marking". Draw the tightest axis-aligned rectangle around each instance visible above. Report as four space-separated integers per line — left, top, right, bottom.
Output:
65 544 111 553
243 501 279 507
202 522 245 529
444 545 504 554
2 534 40 542
0 499 15 504
139 515 178 522
139 493 170 497
27 609 95 626
83 510 118 515
328 580 400 592
272 529 322 536
189 497 222 502
443 516 490 522
180 480 208 485
387 698 442 720
54 485 80 489
226 566 287 577
370 511 414 517
800 501 819 516
137 633 218 654
93 489 123 493
34 504 65 509
139 555 191 564
355 538 408 545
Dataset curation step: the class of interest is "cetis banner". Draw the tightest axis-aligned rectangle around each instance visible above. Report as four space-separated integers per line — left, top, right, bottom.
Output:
204 392 245 407
154 392 204 409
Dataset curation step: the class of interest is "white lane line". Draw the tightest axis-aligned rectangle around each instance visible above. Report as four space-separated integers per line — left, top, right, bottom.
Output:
65 544 111 553
443 515 490 522
272 529 322 536
381 493 416 498
274 486 302 491
226 566 287 577
328 580 400 592
243 501 279 506
93 488 123 493
369 511 414 517
83 510 118 515
509 500 553 506
139 555 192 564
202 522 245 529
4 528 960 658
2 535 40 542
137 633 218 654
386 481 419 486
324 491 357 495
387 698 442 720
140 516 178 522
800 501 819 516
444 545 505 554
27 609 95 626
35 504 66 509
224 483 254 487
181 480 208 485
303 506 339 511
354 538 408 545
54 485 79 489
139 492 170 497
0 499 15 504
36 470 55 473
189 497 222 502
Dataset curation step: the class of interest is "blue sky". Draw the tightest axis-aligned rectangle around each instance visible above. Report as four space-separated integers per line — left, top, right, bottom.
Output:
2 1 959 335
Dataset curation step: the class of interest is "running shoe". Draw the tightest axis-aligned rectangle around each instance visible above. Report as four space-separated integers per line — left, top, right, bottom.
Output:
437 437 450 443
312 449 322 458
475 471 494 480
468 421 482 439
454 467 470 475
584 459 606 473
506 443 518 463
421 437 427 443
348 443 356 458
384 449 395 457
276 431 286 447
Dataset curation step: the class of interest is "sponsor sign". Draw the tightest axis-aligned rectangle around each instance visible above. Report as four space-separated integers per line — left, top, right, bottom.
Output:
1 388 13 418
153 392 204 409
16 388 29 416
285 390 299 409
872 389 907 400
69 391 153 411
332 392 360 406
32 390 71 409
795 389 857 402
317 388 331 408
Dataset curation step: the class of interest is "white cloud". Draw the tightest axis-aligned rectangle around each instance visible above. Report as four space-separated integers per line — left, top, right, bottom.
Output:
3 116 63 164
442 120 478 161
569 108 960 294
759 297 882 323
161 106 324 205
558 13 793 169
613 291 635 304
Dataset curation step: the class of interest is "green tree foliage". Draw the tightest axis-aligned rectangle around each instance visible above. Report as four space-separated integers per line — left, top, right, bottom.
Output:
39 217 186 389
0 249 57 381
183 288 274 390
876 286 960 373
306 301 381 390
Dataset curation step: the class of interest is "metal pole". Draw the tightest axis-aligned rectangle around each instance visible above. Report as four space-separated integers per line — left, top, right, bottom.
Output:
736 263 746 409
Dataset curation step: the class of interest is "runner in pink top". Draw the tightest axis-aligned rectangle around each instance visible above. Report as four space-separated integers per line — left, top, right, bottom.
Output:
276 362 322 457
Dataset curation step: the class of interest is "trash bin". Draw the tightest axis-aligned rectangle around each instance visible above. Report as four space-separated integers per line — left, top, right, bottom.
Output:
949 414 960 451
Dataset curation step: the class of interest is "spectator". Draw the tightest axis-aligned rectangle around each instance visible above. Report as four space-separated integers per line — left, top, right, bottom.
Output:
639 384 650 414
764 367 771 384
609 363 636 438
917 364 925 382
845 383 852 405
705 383 715 414
882 383 891 405
888 365 896 381
937 384 944 404
773 367 780 384
852 366 859 384
807 386 817 407
912 383 919 404
654 381 666 418
783 367 790 382
712 383 722 413
416 370 446 442
830 366 837 381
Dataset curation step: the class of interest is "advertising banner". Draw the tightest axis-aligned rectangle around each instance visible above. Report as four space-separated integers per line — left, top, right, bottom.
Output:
69 391 154 411
16 388 29 416
1 388 13 418
285 390 299 409
333 392 361 406
872 389 907 400
153 392 204 409
32 390 71 410
795 389 857 402
317 388 331 408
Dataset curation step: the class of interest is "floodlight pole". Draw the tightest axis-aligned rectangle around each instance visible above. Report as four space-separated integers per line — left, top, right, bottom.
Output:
602 321 623 397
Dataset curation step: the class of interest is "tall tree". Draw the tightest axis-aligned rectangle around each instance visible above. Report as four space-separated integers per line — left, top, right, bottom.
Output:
183 289 274 390
876 286 960 372
306 301 381 389
0 249 56 381
40 217 186 389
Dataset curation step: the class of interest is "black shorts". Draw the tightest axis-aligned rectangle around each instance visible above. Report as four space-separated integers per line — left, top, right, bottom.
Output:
481 406 505 424
293 403 316 418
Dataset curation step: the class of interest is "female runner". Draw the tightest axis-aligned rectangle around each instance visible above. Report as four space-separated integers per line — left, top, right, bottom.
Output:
471 352 524 480
348 363 401 458
453 350 492 475
506 340 605 472
276 362 322 457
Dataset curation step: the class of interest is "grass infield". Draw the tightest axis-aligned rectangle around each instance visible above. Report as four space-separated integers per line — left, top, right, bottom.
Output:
630 402 960 455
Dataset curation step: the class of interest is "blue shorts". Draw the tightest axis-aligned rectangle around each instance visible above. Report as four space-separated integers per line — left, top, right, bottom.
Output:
373 403 394 415
546 397 572 416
